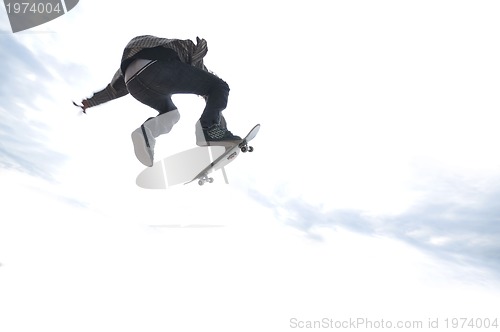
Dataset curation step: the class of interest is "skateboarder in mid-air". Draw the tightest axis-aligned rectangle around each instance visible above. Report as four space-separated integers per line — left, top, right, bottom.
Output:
78 35 241 167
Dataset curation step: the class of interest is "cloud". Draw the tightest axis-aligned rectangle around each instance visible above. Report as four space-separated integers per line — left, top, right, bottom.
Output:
0 34 53 107
248 171 500 276
0 33 74 180
384 176 500 272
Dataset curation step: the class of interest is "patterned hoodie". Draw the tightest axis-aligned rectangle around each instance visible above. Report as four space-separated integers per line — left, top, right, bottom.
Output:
86 35 209 108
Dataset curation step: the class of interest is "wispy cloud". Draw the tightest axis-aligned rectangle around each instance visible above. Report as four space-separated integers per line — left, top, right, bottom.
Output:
0 33 69 180
248 172 500 275
384 174 500 272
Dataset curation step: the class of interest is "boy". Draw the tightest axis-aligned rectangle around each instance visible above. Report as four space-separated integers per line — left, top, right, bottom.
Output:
79 35 241 167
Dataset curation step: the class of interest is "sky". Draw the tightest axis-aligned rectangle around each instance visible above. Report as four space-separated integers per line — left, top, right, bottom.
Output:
1 1 500 331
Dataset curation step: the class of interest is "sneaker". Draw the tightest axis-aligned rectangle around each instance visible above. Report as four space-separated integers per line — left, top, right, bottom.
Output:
131 121 155 167
196 121 242 147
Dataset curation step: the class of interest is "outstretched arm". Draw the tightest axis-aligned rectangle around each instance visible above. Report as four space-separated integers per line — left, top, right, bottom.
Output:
78 69 129 112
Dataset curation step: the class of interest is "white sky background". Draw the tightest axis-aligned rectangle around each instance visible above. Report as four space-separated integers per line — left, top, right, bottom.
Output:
1 1 500 331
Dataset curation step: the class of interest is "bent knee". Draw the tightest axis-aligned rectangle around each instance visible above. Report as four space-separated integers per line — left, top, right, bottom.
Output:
217 80 230 95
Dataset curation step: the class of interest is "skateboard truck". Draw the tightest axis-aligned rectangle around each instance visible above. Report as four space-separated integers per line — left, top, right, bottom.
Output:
198 173 214 186
240 141 254 153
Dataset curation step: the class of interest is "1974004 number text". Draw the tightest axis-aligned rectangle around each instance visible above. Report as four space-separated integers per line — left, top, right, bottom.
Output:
5 2 62 14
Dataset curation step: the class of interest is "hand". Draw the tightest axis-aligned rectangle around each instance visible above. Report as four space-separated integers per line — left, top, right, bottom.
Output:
81 99 90 113
73 100 90 114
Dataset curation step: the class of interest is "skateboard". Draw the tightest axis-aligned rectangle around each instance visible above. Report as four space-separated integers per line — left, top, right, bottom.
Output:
136 146 226 189
185 124 260 185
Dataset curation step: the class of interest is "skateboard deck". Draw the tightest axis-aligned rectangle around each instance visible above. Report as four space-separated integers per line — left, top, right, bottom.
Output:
185 124 260 185
136 146 226 189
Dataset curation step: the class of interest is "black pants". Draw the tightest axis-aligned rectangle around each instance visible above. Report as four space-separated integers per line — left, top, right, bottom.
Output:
126 59 230 127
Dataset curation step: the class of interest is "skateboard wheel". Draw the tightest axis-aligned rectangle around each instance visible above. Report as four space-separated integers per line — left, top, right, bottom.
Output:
208 178 214 183
248 146 254 152
198 180 204 186
241 146 248 153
